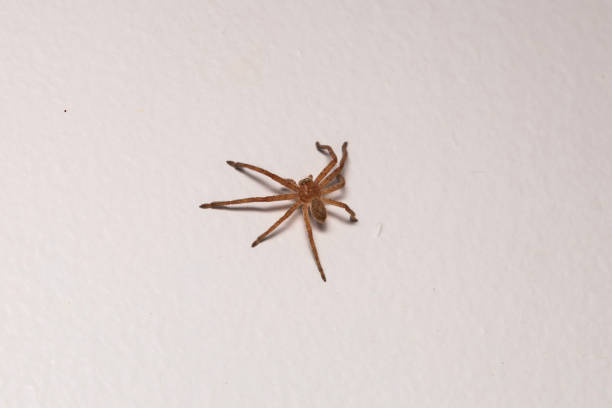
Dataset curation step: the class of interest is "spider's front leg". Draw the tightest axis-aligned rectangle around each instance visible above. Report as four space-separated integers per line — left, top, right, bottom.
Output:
314 142 338 184
321 142 348 187
226 161 298 191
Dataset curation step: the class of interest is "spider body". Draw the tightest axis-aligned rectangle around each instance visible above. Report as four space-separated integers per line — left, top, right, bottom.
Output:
297 176 326 222
199 142 357 282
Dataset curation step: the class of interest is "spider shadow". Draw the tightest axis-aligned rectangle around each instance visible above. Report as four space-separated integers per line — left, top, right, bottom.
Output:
324 188 347 201
230 167 293 194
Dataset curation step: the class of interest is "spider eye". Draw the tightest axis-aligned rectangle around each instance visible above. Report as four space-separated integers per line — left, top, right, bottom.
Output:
299 176 313 186
310 198 327 223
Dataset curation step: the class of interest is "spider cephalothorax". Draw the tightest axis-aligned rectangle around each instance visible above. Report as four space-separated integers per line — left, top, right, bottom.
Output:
199 142 357 282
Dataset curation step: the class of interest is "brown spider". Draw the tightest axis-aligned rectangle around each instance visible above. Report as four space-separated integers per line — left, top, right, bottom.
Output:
199 142 357 281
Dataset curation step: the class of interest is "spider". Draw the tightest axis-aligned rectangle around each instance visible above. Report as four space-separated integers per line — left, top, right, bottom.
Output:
199 142 357 282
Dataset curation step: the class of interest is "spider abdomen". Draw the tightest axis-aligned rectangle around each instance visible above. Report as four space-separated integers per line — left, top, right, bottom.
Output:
310 198 327 223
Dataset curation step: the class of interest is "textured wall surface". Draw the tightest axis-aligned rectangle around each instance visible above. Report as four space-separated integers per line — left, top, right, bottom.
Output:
2 1 611 406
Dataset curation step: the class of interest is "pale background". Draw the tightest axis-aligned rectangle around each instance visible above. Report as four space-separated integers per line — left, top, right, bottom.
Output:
1 1 611 407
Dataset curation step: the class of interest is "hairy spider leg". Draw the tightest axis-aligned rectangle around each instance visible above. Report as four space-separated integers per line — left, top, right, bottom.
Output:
322 198 358 222
314 142 337 184
321 175 345 195
199 193 297 209
321 142 348 187
226 161 298 191
302 205 326 281
251 202 301 247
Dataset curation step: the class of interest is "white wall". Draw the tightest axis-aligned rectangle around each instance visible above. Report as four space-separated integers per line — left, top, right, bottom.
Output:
2 1 611 406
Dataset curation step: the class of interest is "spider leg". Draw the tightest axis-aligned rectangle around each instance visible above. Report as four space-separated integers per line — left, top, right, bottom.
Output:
302 205 326 281
314 142 337 184
226 161 298 191
321 142 348 187
321 198 358 222
321 175 345 195
199 193 297 209
251 202 300 247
